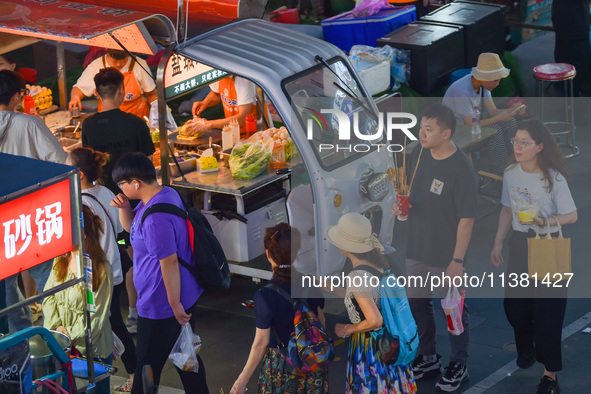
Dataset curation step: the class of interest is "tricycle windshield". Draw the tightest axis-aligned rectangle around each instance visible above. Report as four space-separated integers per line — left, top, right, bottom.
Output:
284 58 385 171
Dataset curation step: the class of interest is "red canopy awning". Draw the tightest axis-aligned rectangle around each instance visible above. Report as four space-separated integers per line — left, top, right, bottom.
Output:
0 0 175 54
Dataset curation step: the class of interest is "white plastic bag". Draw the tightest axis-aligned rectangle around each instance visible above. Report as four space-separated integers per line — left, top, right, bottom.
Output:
113 331 125 361
168 324 202 373
441 287 465 336
349 44 395 65
149 100 178 131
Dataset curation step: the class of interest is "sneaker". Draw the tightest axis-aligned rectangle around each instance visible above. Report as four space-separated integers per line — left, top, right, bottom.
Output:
435 361 469 392
516 351 536 369
412 354 442 380
536 375 560 394
126 316 137 334
112 379 132 392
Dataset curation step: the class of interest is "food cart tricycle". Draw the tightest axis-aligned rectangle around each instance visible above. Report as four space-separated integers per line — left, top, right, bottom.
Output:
155 19 402 280
0 153 116 393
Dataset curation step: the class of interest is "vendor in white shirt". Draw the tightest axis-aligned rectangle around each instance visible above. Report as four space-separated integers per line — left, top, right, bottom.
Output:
69 49 156 119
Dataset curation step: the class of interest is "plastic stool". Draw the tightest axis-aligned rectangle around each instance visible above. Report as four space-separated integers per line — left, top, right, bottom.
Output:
533 63 579 158
450 68 471 85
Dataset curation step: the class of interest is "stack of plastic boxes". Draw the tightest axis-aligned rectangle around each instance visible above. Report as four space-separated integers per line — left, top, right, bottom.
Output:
378 21 464 95
421 0 505 68
321 6 417 52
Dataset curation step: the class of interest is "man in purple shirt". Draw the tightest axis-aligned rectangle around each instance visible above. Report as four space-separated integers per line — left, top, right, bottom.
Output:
110 152 207 393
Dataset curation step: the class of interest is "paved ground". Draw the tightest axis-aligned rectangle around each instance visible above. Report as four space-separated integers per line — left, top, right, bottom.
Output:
107 31 591 393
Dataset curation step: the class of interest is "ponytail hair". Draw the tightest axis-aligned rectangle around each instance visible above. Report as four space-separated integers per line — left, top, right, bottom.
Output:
69 147 110 183
264 223 301 285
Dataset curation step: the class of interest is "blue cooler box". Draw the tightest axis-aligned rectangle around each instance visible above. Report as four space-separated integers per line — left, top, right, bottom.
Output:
322 6 417 52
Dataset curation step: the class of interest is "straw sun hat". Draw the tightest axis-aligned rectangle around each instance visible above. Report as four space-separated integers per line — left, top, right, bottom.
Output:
471 53 510 81
326 213 383 254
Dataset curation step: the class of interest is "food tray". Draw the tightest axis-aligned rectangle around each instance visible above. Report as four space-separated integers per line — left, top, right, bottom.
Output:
45 110 72 132
156 157 198 177
168 130 222 147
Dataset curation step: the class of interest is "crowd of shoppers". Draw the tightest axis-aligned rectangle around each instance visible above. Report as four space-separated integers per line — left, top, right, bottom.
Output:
0 39 579 394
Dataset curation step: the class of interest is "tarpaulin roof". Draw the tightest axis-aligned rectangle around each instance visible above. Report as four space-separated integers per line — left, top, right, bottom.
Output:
0 0 175 55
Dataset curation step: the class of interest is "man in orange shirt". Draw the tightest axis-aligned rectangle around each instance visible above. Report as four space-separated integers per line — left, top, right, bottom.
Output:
191 75 256 133
69 49 157 119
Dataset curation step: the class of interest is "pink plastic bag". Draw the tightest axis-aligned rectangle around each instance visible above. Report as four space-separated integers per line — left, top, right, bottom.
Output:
352 0 391 18
441 287 466 336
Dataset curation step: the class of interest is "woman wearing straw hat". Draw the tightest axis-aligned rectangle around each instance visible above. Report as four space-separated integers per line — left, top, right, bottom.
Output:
443 52 525 175
326 213 417 394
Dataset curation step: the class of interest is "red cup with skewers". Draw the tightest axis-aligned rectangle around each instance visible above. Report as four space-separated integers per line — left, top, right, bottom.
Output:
396 193 410 221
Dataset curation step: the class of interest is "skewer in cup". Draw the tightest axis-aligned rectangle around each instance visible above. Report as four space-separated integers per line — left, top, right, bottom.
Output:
396 147 423 221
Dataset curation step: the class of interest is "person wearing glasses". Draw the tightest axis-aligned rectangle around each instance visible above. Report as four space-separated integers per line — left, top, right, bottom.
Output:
0 69 67 333
69 49 156 119
82 67 155 340
110 152 208 394
490 119 577 394
0 70 66 164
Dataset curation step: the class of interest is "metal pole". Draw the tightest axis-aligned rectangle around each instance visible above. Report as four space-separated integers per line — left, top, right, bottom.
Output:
157 44 177 186
56 42 67 110
72 170 95 384
178 0 185 43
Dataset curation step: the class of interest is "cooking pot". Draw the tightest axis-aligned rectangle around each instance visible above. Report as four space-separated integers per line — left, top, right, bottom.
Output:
29 330 71 393
54 125 81 139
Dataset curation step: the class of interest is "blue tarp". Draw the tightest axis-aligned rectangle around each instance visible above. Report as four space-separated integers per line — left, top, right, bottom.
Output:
0 153 75 200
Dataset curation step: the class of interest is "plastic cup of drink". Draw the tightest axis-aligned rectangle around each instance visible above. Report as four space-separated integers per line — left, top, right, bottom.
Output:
518 209 538 223
397 194 410 221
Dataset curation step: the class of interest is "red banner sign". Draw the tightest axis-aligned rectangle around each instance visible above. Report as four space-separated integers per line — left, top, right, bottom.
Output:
0 179 73 281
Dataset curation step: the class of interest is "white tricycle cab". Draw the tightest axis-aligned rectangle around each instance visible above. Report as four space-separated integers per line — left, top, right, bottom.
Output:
164 19 398 279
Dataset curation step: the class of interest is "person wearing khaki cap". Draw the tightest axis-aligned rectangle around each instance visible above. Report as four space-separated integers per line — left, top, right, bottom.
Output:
443 52 525 175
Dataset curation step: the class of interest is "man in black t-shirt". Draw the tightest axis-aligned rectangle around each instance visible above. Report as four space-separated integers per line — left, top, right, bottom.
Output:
392 104 477 392
82 67 155 195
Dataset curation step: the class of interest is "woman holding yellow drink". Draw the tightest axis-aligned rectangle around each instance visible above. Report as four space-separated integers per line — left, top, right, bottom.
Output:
490 119 577 394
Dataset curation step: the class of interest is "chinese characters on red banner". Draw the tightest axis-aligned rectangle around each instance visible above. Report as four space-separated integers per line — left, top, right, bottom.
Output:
0 179 73 280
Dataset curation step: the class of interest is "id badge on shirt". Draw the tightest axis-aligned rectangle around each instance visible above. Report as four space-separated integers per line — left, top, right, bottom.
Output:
430 178 444 195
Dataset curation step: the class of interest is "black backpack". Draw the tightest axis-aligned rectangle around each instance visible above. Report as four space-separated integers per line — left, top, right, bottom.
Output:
140 189 230 291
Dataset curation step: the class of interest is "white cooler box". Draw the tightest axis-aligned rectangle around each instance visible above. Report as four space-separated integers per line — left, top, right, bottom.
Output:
202 186 287 262
354 57 391 96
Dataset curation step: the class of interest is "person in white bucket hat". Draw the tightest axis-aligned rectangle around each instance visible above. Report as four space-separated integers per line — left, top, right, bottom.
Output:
443 52 525 175
325 212 383 254
326 213 417 394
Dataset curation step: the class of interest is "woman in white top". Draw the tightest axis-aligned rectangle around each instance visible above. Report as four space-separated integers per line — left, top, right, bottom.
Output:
326 213 416 393
490 119 577 394
68 147 137 392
